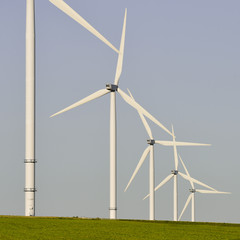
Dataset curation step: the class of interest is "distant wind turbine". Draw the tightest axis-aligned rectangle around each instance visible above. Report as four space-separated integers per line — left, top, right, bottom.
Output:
178 155 230 222
50 9 173 219
155 126 210 221
125 91 209 220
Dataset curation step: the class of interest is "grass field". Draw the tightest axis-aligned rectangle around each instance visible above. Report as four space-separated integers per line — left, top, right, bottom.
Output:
0 216 239 240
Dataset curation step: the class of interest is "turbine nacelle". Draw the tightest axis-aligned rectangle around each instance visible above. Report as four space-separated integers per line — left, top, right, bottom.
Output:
147 139 155 145
189 189 196 193
171 170 178 175
106 84 118 92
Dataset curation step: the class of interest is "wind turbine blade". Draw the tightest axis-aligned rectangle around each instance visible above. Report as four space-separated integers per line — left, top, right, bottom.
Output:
172 125 178 170
127 89 153 139
49 0 119 53
142 193 150 200
124 146 150 192
178 194 192 221
114 9 127 85
50 89 109 117
196 189 231 194
118 88 172 136
178 172 217 191
178 155 194 189
155 141 211 147
155 174 174 192
143 173 174 200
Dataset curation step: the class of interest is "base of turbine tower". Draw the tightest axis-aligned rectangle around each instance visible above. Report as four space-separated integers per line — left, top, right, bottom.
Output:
109 207 117 219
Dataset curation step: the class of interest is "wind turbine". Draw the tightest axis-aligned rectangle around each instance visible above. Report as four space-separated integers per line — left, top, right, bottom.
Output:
50 9 173 219
25 0 36 216
144 153 227 221
125 91 210 220
178 155 230 222
124 90 158 220
156 126 210 221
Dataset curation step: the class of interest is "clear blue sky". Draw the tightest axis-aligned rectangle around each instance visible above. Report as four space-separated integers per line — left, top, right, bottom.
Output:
0 0 239 223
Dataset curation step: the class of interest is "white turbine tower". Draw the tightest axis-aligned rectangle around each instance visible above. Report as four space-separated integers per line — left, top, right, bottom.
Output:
25 0 36 216
125 91 209 220
178 155 230 222
50 9 173 219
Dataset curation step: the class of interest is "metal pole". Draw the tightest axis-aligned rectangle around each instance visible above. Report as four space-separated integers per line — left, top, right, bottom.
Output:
109 91 117 219
149 145 155 220
191 193 195 222
173 175 178 221
25 0 36 216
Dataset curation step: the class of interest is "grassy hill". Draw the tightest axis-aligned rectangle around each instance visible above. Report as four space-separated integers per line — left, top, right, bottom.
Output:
0 216 239 240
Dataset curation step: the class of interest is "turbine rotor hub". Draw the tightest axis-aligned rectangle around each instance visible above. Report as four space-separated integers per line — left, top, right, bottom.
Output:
106 84 118 92
147 139 155 145
189 189 196 193
171 170 178 175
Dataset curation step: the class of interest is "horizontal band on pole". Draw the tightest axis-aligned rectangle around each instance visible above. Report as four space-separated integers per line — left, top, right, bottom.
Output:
24 159 37 163
24 188 37 192
109 207 117 210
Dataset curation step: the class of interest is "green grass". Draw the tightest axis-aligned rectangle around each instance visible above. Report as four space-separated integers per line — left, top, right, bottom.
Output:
0 216 239 240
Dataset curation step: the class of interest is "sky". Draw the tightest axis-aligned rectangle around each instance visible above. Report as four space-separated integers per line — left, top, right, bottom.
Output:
0 0 240 223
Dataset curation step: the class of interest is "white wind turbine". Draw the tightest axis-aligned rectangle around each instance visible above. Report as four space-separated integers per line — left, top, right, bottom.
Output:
50 9 173 219
156 126 210 221
178 155 230 222
144 152 226 221
125 91 210 220
142 127 211 221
